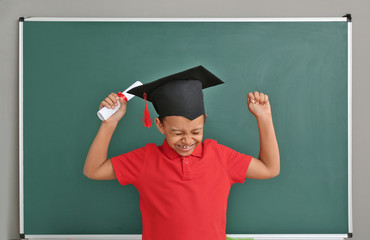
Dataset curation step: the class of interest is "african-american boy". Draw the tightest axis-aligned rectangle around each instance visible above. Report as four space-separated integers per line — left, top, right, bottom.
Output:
83 65 280 240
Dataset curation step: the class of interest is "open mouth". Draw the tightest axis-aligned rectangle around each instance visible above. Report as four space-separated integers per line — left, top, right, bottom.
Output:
176 143 195 151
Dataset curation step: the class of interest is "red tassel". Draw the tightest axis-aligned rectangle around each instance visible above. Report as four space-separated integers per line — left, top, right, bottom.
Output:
143 93 152 128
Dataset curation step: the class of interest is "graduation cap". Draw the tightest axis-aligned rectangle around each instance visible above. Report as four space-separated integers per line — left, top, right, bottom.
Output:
127 65 224 127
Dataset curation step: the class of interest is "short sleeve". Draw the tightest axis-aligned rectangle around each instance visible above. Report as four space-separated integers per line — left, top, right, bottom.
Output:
110 146 146 186
216 143 253 185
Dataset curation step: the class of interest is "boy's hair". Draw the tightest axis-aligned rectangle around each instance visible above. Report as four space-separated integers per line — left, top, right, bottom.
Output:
158 114 207 125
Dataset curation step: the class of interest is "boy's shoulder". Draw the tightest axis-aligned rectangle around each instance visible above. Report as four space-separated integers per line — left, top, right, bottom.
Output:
144 142 158 150
127 143 157 153
202 138 219 147
203 139 233 151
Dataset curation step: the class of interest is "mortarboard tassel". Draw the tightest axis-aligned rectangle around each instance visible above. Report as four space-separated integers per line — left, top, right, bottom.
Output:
143 93 152 128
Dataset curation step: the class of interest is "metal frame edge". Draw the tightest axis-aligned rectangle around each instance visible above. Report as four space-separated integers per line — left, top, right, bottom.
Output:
20 15 351 239
19 18 24 235
348 21 353 235
23 17 347 22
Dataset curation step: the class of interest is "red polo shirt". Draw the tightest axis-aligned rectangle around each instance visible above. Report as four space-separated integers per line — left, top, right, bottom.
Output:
111 139 252 240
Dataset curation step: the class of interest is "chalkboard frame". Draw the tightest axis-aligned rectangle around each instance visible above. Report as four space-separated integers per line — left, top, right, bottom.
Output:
18 16 353 240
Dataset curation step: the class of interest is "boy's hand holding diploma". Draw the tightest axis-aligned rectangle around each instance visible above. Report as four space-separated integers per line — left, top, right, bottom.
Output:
99 93 127 123
97 81 143 123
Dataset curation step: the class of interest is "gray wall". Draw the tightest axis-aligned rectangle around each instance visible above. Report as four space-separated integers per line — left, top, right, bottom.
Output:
1 0 369 239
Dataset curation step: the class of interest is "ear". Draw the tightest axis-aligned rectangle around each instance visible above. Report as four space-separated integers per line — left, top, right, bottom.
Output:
155 118 165 134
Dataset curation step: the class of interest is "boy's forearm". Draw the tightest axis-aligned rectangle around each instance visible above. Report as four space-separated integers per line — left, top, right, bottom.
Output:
257 115 280 175
83 121 118 176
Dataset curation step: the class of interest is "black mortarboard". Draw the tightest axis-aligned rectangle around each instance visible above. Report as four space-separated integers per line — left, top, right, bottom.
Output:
127 65 224 127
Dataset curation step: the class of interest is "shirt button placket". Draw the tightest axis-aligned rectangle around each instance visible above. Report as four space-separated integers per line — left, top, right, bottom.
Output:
181 156 192 180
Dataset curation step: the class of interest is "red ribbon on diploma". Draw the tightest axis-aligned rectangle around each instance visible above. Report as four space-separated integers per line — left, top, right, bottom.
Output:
117 92 128 102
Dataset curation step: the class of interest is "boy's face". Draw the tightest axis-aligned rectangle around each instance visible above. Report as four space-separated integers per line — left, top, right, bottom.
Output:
155 115 205 157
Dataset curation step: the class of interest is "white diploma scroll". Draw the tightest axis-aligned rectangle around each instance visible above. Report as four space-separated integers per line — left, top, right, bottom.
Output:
97 81 143 121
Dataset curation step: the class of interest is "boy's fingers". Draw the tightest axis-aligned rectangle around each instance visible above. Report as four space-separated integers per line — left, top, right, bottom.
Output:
99 92 122 110
254 91 260 103
109 93 118 104
118 97 125 105
259 93 265 104
100 100 111 109
105 97 114 106
265 94 269 103
248 92 255 103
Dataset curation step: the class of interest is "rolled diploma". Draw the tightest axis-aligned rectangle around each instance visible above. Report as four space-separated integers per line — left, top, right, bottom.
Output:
97 81 143 121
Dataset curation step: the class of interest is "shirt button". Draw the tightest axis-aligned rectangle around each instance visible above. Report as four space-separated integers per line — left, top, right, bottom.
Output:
184 161 188 164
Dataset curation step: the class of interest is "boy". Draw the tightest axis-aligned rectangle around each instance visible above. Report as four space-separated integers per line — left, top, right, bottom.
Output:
83 66 280 240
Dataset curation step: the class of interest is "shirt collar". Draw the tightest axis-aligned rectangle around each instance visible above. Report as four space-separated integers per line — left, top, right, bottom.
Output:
160 138 203 160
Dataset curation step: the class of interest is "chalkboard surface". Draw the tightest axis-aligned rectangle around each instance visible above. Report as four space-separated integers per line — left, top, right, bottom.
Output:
22 20 349 236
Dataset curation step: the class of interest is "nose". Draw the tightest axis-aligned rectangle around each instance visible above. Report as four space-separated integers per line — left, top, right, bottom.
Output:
182 134 192 145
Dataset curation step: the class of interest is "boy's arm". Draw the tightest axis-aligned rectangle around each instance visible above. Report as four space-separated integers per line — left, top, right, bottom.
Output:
83 93 127 180
83 121 118 180
245 91 280 179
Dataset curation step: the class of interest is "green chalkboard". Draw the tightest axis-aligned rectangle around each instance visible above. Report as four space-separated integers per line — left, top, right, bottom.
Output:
21 19 350 238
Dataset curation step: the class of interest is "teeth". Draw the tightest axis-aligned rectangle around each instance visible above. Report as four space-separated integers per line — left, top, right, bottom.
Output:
178 144 193 149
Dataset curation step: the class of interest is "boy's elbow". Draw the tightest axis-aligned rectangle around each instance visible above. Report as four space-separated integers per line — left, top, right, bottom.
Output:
83 168 94 179
269 164 280 178
268 171 279 179
271 167 280 178
272 158 280 177
83 170 90 179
